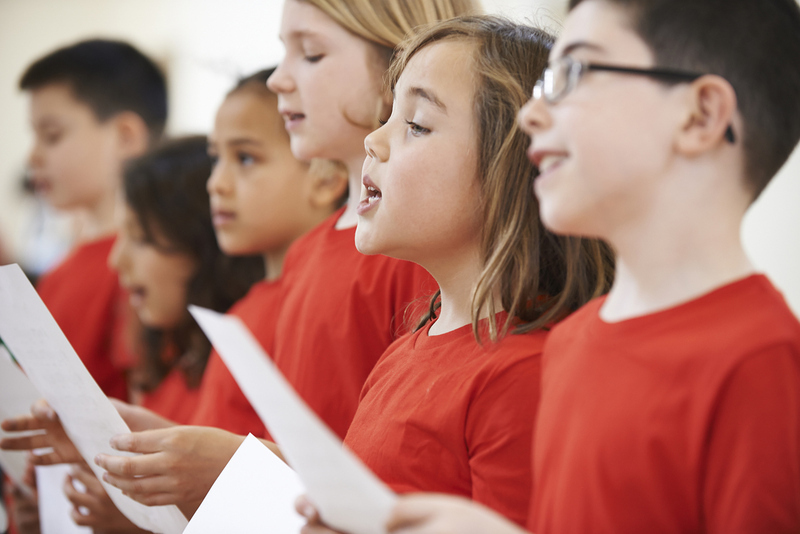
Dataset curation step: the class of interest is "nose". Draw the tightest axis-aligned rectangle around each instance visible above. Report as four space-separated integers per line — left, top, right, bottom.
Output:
207 160 233 196
267 62 294 94
364 122 389 162
517 95 552 138
27 140 44 174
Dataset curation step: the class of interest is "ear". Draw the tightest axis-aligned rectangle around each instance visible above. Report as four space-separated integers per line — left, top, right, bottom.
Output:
307 159 349 209
112 111 151 159
675 75 738 156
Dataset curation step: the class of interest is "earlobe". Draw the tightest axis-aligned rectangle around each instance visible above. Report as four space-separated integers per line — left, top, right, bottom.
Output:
676 75 737 156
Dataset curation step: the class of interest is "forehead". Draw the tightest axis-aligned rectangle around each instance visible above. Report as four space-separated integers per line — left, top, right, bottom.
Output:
397 40 477 107
214 90 286 142
29 83 97 123
279 0 346 42
553 0 652 63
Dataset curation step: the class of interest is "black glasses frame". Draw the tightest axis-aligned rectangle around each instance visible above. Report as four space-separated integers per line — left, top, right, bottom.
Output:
535 59 736 144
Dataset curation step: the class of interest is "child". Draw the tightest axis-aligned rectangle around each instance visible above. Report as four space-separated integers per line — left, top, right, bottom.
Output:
336 15 611 527
91 0 482 510
190 69 348 437
110 136 264 425
64 135 264 531
357 0 800 533
21 39 167 402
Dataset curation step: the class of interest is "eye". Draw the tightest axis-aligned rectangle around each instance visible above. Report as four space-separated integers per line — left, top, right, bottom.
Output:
208 154 219 167
304 54 324 63
237 152 255 166
405 120 430 137
41 130 63 145
378 119 388 126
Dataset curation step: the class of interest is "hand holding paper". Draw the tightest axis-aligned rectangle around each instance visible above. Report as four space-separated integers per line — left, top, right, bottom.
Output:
189 305 397 534
1 398 84 466
95 425 245 516
0 264 187 534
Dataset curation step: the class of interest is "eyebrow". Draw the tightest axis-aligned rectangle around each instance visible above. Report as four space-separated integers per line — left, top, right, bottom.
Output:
406 86 447 114
553 41 606 60
226 138 262 148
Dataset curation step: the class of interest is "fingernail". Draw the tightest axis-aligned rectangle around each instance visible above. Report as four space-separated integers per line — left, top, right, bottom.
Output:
300 501 315 518
94 454 103 465
103 472 110 482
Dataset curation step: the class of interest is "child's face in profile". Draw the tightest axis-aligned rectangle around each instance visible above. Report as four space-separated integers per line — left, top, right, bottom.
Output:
518 0 682 240
27 83 121 210
109 206 196 329
207 89 318 258
355 40 482 265
267 0 388 165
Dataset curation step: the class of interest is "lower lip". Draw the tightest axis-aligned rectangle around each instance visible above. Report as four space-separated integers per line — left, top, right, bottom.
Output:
212 213 236 227
356 196 380 216
284 115 305 132
129 291 145 309
536 160 565 184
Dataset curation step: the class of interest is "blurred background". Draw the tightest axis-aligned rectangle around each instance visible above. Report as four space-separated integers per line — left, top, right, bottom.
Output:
0 0 797 315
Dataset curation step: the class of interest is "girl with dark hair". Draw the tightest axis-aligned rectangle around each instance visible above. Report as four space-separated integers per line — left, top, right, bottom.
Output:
109 135 264 422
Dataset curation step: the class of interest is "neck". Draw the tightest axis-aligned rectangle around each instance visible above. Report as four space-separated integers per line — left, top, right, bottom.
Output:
75 189 120 243
426 244 496 336
334 153 367 230
263 246 289 283
601 172 755 322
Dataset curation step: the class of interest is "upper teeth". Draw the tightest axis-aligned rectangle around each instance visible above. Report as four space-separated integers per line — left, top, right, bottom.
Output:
539 155 565 173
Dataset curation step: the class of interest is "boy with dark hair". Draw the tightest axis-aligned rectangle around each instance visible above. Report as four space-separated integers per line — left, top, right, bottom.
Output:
21 38 167 401
345 1 800 533
4 40 165 532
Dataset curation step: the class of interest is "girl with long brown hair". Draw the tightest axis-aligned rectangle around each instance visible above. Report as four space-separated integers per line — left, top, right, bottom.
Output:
300 15 612 532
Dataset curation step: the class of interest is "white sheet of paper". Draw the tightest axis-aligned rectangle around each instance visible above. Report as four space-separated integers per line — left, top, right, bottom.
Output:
0 264 187 534
185 434 305 533
0 344 41 496
36 464 92 534
190 306 397 534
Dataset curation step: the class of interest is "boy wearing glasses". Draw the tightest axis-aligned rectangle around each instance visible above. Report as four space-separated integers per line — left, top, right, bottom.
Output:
368 1 800 533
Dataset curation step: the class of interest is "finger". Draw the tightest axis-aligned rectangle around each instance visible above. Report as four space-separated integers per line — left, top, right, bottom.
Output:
29 450 67 466
71 465 106 495
101 471 175 497
121 489 180 507
63 475 104 510
295 495 321 523
109 429 172 454
95 451 168 477
0 415 46 433
31 399 57 420
0 433 50 452
71 507 100 527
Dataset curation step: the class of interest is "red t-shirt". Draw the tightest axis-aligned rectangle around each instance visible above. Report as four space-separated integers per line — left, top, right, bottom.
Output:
36 235 133 401
189 280 281 437
139 366 199 425
272 208 436 439
344 317 543 526
530 274 800 534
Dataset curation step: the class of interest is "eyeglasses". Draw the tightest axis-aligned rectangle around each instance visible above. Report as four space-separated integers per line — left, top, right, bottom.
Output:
533 56 735 144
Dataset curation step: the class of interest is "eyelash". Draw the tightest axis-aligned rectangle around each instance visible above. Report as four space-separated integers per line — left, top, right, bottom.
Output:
304 54 323 63
406 120 430 136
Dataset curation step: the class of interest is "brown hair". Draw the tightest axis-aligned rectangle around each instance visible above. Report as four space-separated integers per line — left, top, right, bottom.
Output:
388 16 614 341
568 0 800 200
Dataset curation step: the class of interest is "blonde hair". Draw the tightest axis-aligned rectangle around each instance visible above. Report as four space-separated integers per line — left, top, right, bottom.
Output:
301 0 483 49
389 16 614 342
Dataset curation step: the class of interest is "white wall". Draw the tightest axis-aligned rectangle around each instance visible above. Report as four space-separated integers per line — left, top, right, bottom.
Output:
0 0 797 315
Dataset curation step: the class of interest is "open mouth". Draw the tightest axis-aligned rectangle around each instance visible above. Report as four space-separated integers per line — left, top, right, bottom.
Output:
357 175 382 216
211 209 236 227
128 286 146 308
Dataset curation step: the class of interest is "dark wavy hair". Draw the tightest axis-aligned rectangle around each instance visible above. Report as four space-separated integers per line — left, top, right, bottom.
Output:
123 136 264 390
